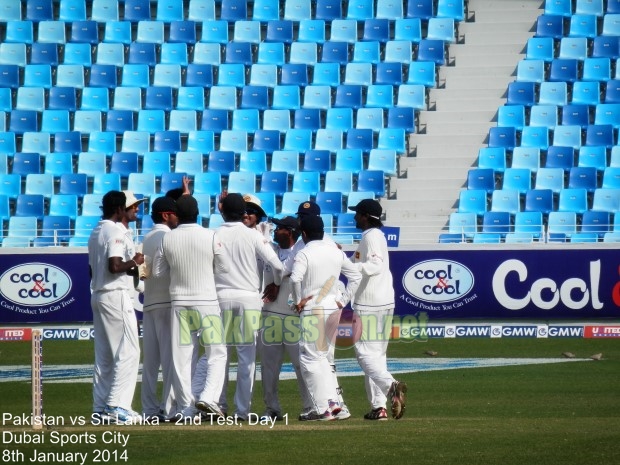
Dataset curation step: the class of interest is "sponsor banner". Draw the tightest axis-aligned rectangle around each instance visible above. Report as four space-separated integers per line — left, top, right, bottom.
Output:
395 249 620 319
382 226 400 248
0 327 32 341
584 325 620 338
2 248 620 323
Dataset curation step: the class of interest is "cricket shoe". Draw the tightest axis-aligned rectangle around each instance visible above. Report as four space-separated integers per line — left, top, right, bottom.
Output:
260 411 284 422
334 406 351 420
195 400 225 418
303 410 336 422
387 381 408 420
363 407 388 421
103 406 143 425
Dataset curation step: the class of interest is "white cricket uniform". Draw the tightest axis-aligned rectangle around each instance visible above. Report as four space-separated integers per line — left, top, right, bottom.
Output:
290 240 361 414
140 224 174 417
214 222 284 419
152 223 229 417
260 245 313 417
88 220 141 413
350 228 397 409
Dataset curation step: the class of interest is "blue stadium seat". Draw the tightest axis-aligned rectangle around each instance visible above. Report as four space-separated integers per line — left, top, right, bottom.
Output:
49 194 78 220
0 65 20 90
516 60 545 83
302 149 331 174
0 43 27 67
536 13 564 38
281 64 309 86
193 172 222 196
81 193 104 216
539 81 568 106
175 151 204 174
558 188 588 214
506 81 536 106
561 104 590 129
281 192 310 215
568 14 604 39
502 168 532 195
417 39 446 66
353 40 381 63
514 211 544 240
602 167 620 188
525 37 555 63
592 36 620 60
377 128 406 153
30 43 58 67
582 57 611 83
312 63 341 87
219 129 249 152
110 151 139 179
289 42 318 65
534 167 565 194
294 109 322 131
344 63 373 86
357 170 385 197
458 189 487 217
335 85 364 110
208 86 238 111
106 110 135 134
487 126 516 151
467 167 495 193
137 110 166 134
168 110 197 133
545 145 575 173
89 64 117 89
12 152 41 176
568 166 598 192
257 42 286 66
121 131 151 155
201 110 230 134
127 173 156 196
44 151 73 177
578 145 607 173
326 108 354 130
25 173 54 198
59 173 88 197
387 107 416 133
156 0 184 21
271 85 300 110
298 20 326 44
239 151 267 175
448 212 477 238
592 187 620 212
548 211 577 240
551 125 581 150
265 20 294 44
95 43 124 67
575 0 603 16
22 131 51 154
128 43 157 67
497 105 526 131
253 0 279 21
185 65 214 89
602 13 620 35
77 152 107 178
207 151 236 177
585 124 615 148
87 131 115 155
490 189 520 215
292 171 320 196
375 62 403 87
177 87 206 111
524 189 553 215
227 171 256 193
529 105 558 130
93 173 121 194
253 129 281 154
481 211 511 237
262 110 291 133
142 152 171 178
345 128 373 153
558 37 588 61
153 130 182 153
259 171 287 196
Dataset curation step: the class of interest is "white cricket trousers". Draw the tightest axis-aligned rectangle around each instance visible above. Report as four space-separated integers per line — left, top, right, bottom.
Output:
259 314 313 415
91 289 140 412
140 307 174 416
217 291 262 418
353 308 396 409
299 307 339 414
170 303 227 417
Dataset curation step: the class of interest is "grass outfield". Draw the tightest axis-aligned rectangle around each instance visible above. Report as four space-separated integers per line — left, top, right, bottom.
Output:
1 338 619 465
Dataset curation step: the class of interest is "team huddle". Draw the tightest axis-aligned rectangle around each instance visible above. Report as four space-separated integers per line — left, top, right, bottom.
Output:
87 185 407 425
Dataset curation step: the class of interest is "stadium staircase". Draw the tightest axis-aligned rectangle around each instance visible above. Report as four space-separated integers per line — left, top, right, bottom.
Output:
390 0 542 245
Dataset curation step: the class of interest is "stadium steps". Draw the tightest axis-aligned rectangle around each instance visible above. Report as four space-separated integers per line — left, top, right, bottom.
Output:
388 0 542 245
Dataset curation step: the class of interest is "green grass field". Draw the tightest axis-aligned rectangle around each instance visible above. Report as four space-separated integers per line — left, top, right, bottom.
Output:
1 337 619 465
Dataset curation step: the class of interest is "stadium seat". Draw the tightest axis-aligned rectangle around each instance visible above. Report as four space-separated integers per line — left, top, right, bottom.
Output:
502 168 532 195
514 211 544 240
253 130 281 154
467 168 496 193
448 212 477 238
490 189 520 215
558 188 588 214
161 173 186 193
239 151 267 175
194 172 222 196
59 173 88 198
175 151 204 174
207 151 236 177
534 167 565 194
227 171 256 193
481 211 511 237
44 152 73 177
458 189 487 217
25 174 54 198
142 152 171 179
292 171 320 196
93 173 122 194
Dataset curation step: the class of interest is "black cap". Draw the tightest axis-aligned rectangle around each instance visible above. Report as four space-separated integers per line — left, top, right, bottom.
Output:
271 216 299 230
151 196 178 215
297 201 321 216
299 214 324 233
221 192 246 216
348 199 383 225
176 195 199 220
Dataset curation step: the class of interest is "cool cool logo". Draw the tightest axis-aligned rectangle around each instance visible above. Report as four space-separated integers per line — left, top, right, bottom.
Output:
0 263 71 306
402 259 474 303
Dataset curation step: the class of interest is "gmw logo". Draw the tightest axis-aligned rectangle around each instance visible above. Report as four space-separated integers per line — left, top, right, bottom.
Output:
0 263 72 306
402 259 474 303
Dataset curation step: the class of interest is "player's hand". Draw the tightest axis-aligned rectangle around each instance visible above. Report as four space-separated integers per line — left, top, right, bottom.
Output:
262 283 280 303
182 176 191 195
294 295 313 313
217 189 228 213
132 253 145 265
